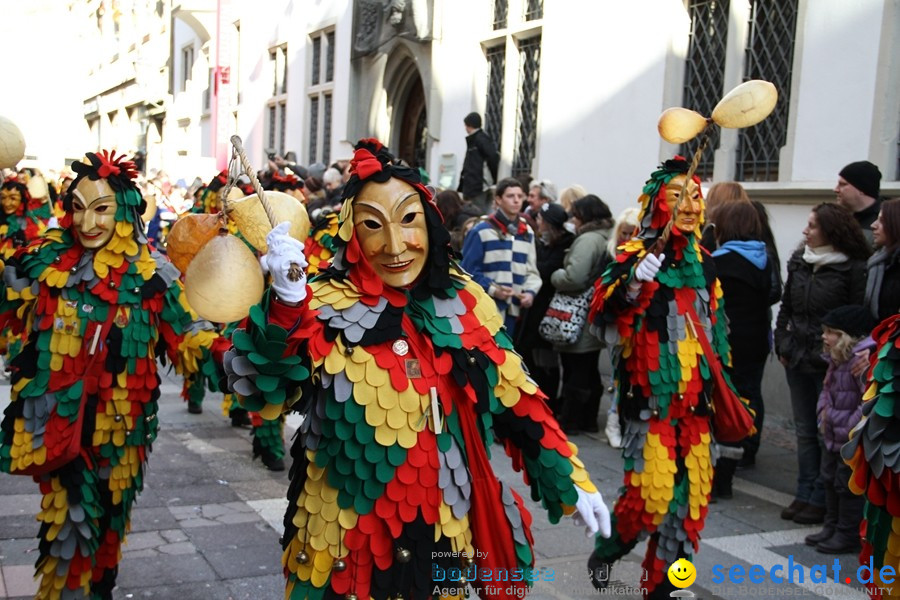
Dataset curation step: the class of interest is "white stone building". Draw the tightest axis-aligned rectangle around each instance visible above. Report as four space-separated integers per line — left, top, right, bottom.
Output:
70 0 900 419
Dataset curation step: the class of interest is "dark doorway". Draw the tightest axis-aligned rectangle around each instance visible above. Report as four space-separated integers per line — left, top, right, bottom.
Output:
397 77 426 169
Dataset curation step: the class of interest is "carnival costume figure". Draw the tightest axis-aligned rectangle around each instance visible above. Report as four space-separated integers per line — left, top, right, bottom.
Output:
586 157 740 598
223 139 611 600
0 151 227 599
843 314 900 599
0 178 56 364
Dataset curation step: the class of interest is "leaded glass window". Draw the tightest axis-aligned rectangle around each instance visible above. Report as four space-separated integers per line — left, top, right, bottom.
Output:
325 31 335 82
736 0 798 181
493 0 508 30
309 96 319 161
524 0 542 21
681 0 729 179
485 45 505 151
311 36 321 85
323 94 332 165
512 36 541 177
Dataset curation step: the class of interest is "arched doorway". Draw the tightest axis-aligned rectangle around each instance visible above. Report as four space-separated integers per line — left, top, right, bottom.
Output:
397 76 427 169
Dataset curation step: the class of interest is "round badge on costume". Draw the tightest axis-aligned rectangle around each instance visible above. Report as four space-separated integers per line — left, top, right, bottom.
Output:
392 339 409 356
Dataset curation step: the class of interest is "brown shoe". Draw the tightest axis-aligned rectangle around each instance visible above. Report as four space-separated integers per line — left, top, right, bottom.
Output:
781 499 807 520
793 504 826 525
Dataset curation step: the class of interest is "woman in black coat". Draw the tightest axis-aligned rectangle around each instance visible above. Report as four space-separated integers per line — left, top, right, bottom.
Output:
867 197 900 323
515 202 574 411
710 201 775 497
774 202 870 525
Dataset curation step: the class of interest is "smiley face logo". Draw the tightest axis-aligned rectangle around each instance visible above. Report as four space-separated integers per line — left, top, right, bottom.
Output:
667 558 696 588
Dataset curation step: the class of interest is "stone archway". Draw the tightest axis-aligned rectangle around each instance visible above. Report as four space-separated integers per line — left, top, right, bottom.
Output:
397 77 426 169
385 53 427 169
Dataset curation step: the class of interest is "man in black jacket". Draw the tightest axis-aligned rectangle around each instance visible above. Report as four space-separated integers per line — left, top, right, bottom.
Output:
457 112 499 214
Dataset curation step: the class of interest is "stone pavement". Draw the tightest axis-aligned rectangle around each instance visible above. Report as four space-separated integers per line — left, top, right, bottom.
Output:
0 369 873 600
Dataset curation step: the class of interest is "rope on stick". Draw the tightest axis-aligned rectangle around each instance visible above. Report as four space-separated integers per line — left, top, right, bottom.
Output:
653 126 711 255
228 135 303 282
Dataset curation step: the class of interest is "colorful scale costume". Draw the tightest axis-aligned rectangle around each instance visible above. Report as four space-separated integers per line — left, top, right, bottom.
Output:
587 158 737 597
843 314 900 599
0 152 224 600
224 140 601 600
0 178 55 362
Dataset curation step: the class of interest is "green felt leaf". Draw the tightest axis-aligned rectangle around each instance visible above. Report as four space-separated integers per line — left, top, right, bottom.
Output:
248 352 271 366
255 374 279 393
386 444 406 466
231 330 255 352
375 461 394 484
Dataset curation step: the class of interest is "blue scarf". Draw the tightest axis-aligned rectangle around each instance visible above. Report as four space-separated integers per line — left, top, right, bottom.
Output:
712 240 767 270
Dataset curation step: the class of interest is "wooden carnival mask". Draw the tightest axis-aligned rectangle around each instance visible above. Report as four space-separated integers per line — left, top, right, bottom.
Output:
352 177 429 288
71 177 117 249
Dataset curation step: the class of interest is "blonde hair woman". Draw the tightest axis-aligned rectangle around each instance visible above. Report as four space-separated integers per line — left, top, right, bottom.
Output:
558 184 587 213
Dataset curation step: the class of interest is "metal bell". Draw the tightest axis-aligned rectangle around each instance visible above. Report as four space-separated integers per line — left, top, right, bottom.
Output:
333 559 347 572
395 547 412 563
296 550 309 564
346 594 358 600
394 594 404 600
607 386 615 394
114 415 123 422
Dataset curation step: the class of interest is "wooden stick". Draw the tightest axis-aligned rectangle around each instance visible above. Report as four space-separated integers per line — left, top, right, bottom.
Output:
228 135 302 282
653 126 711 255
229 135 278 227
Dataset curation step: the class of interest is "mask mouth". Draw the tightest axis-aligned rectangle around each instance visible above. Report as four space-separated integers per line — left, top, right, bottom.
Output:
382 258 414 271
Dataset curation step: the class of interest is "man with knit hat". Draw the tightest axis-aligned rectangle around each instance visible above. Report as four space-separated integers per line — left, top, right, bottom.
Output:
835 160 882 246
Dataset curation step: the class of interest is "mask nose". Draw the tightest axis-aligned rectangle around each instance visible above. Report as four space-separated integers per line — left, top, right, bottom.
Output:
82 209 97 231
384 223 405 256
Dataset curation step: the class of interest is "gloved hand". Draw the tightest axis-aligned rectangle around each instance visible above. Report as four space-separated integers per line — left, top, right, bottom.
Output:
46 216 59 229
259 222 308 304
634 252 665 282
573 487 612 538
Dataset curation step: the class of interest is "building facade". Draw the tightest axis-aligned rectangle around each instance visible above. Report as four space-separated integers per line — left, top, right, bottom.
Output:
76 0 900 417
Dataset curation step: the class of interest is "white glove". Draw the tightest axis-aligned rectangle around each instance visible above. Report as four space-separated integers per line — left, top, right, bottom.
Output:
260 222 308 304
572 487 611 539
46 216 59 229
634 252 665 282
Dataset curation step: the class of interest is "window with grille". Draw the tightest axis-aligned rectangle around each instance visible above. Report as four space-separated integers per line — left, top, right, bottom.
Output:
311 37 321 86
681 0 729 179
736 0 798 181
493 0 508 30
512 36 541 177
180 44 194 92
325 31 335 82
268 105 277 150
309 96 319 161
267 43 288 154
308 29 335 164
485 45 505 151
524 0 542 21
323 94 332 165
